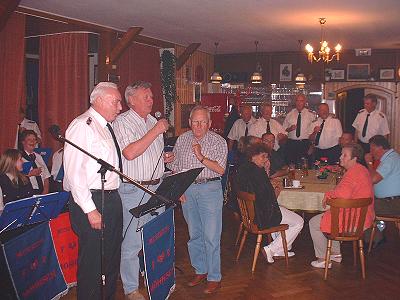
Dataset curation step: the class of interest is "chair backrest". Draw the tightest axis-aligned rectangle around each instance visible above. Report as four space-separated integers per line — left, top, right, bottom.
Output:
327 198 372 240
237 191 259 232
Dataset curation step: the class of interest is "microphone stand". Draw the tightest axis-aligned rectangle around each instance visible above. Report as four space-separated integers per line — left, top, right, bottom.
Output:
50 128 175 299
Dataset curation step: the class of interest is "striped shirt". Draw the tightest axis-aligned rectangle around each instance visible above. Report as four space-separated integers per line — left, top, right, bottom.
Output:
167 130 228 180
113 109 164 181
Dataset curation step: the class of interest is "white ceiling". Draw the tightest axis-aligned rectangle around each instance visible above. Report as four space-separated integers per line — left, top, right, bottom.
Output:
20 0 400 54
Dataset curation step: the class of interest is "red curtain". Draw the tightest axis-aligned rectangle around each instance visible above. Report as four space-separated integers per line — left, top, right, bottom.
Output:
38 33 89 152
0 13 26 154
117 43 164 114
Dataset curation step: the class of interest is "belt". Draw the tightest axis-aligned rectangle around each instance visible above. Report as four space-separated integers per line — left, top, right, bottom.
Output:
90 189 118 194
376 196 400 200
194 176 221 184
290 139 309 142
123 178 160 186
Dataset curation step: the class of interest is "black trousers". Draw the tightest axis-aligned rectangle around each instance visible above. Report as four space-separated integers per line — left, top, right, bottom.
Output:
69 190 123 300
285 139 310 165
315 145 342 165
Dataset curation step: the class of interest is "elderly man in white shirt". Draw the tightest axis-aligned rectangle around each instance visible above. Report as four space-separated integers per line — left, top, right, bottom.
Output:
309 103 343 164
227 104 256 151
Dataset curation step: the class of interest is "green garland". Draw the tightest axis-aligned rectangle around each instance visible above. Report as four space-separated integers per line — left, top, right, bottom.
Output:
161 50 177 123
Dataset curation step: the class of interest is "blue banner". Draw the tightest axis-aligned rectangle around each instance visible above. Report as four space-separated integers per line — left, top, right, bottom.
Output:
3 222 67 299
142 208 175 300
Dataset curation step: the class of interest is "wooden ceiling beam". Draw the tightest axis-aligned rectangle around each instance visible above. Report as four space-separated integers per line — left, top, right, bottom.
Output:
176 43 201 70
135 35 175 49
0 0 21 31
109 27 143 63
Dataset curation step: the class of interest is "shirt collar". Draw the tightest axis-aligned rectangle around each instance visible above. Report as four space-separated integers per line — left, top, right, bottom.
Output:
89 106 108 128
380 149 394 161
129 108 154 123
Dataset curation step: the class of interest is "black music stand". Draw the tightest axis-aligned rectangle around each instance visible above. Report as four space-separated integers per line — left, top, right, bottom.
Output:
130 167 203 218
0 191 70 234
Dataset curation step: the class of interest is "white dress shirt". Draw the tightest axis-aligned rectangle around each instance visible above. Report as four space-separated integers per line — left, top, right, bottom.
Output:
63 107 120 213
352 109 390 143
310 116 343 149
283 108 316 140
113 109 164 181
227 117 257 141
22 151 50 190
51 148 64 182
249 118 287 150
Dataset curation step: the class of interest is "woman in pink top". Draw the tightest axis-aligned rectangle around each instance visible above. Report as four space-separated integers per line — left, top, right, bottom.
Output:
309 143 374 269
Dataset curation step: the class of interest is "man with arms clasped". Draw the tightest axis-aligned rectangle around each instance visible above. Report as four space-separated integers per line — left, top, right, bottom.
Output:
167 105 227 294
63 82 123 299
113 81 172 300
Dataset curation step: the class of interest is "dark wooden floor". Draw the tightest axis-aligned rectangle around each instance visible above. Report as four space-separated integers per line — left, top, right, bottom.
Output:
64 208 400 300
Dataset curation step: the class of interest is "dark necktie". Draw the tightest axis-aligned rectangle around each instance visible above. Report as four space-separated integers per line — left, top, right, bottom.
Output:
27 152 44 193
266 120 271 134
106 123 123 178
296 112 301 138
362 113 370 138
244 122 249 137
314 119 325 146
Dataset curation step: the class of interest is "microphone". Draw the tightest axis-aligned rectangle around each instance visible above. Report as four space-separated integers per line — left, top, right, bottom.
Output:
154 111 162 120
48 124 61 140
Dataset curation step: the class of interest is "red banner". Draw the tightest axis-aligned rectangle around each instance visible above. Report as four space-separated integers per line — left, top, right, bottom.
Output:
49 213 78 285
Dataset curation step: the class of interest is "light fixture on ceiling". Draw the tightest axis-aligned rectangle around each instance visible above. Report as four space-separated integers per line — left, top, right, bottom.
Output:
251 40 263 84
305 18 342 63
295 39 307 89
210 42 223 83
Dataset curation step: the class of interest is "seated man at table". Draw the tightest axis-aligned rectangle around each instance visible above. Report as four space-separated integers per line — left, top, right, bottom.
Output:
262 132 288 178
237 143 304 263
309 143 374 268
364 135 400 248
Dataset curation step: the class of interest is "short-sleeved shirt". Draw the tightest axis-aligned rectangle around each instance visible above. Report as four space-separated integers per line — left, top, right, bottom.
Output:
249 118 287 150
167 130 228 180
309 116 343 149
374 149 400 198
283 108 316 140
352 109 390 143
22 151 51 190
227 117 257 141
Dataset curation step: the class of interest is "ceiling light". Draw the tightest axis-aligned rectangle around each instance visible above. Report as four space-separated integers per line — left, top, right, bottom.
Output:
210 42 222 84
305 18 342 63
251 41 263 84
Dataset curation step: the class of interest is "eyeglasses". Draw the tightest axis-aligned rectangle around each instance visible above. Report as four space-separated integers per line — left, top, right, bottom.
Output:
191 120 208 126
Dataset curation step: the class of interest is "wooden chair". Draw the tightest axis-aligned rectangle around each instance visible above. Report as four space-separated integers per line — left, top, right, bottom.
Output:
324 197 372 280
368 215 400 254
236 191 289 273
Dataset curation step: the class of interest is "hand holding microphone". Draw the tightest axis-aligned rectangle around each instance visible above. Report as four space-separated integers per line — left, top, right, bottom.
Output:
153 111 169 135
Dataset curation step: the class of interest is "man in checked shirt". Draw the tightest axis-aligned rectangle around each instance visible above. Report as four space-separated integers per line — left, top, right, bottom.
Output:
167 105 227 294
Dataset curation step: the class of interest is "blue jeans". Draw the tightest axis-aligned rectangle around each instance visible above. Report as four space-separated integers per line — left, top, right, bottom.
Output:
182 180 223 281
119 182 162 295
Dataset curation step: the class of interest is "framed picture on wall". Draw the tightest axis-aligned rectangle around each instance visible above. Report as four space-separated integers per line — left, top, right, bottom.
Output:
193 83 201 103
347 64 370 81
330 69 345 80
279 64 292 81
379 68 395 80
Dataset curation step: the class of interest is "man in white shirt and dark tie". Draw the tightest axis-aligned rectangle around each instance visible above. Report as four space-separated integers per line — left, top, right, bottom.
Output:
227 104 256 151
309 103 343 164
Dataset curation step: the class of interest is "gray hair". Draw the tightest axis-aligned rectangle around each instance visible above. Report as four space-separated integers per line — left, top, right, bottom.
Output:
90 82 118 104
189 105 211 120
364 93 378 103
124 81 152 104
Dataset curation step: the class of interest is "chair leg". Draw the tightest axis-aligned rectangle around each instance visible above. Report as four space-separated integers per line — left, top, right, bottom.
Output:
280 230 289 267
368 223 377 254
252 234 263 273
236 230 248 261
235 222 243 246
324 239 332 280
353 241 357 266
359 239 366 279
396 221 400 237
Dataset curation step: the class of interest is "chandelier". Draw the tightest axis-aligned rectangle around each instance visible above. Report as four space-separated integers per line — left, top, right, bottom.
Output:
210 42 223 83
305 18 342 63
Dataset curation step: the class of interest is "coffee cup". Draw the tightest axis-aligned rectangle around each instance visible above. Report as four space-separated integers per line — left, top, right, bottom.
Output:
292 180 301 188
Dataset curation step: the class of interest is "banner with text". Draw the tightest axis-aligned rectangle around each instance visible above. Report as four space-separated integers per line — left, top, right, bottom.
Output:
142 208 175 300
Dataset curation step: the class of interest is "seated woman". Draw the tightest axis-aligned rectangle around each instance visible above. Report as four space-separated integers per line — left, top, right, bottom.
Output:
237 143 304 263
309 142 375 268
0 149 34 210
